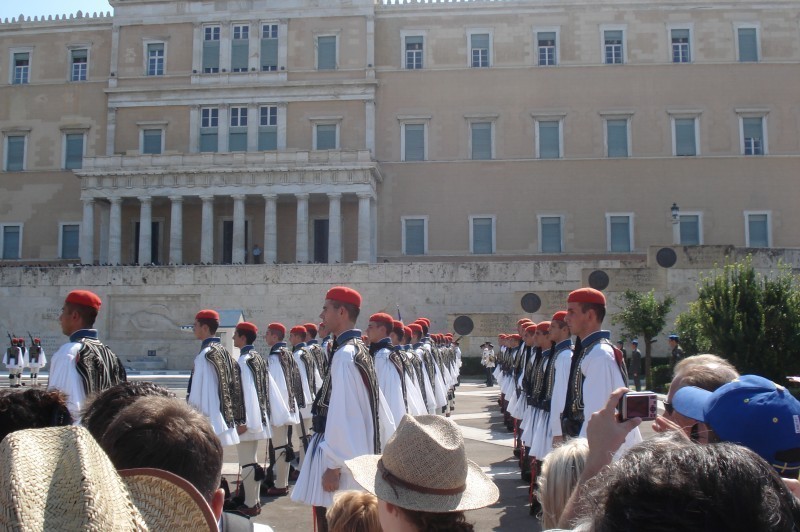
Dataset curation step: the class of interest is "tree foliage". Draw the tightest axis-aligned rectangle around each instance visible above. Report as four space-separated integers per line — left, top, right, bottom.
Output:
612 289 675 390
677 257 800 381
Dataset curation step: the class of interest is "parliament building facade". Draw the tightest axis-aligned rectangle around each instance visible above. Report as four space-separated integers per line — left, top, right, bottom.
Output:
1 0 799 267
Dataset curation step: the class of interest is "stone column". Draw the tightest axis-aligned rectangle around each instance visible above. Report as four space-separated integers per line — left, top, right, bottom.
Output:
108 197 122 265
98 202 110 265
327 193 342 264
232 194 246 264
138 196 152 265
169 196 183 265
295 193 309 263
200 195 214 264
80 198 94 264
263 193 277 264
357 193 372 263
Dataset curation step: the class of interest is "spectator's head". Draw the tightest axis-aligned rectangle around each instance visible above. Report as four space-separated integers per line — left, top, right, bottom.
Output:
673 374 800 478
346 415 498 532
81 381 176 442
100 396 225 518
566 288 606 337
664 354 739 441
0 388 72 442
537 438 589 529
583 435 800 531
327 491 381 532
59 289 101 335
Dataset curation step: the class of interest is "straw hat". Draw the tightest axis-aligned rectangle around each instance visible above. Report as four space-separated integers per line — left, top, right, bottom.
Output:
0 426 217 531
346 415 499 513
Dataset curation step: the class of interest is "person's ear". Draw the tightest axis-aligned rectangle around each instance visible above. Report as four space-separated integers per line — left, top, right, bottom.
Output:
210 488 225 520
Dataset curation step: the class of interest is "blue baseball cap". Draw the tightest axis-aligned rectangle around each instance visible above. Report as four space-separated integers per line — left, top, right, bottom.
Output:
673 375 800 476
668 334 679 340
631 339 639 345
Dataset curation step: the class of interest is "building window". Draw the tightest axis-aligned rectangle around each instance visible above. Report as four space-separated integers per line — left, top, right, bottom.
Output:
13 52 30 84
229 107 248 152
200 107 219 152
737 26 759 62
70 49 88 81
5 135 26 171
470 33 490 68
679 214 702 245
404 35 423 70
745 212 770 247
1 225 22 259
673 117 698 156
470 216 495 254
470 122 493 160
231 24 250 73
606 118 629 157
64 133 85 170
607 213 633 252
603 29 624 64
315 124 338 150
203 25 220 73
741 116 766 155
539 216 563 253
671 28 691 63
259 106 277 151
261 24 278 71
142 129 163 155
402 123 426 162
536 119 562 159
317 35 337 70
537 31 557 66
59 223 80 259
402 217 427 255
147 43 165 76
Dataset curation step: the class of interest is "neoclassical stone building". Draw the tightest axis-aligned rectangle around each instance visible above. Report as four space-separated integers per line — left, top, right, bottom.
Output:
1 0 799 266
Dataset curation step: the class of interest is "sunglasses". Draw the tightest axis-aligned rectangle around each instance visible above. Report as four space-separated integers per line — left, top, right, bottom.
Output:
663 401 674 415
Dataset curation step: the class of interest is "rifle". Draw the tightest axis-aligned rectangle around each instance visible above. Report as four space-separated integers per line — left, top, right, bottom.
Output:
27 332 35 345
7 332 13 344
298 415 311 453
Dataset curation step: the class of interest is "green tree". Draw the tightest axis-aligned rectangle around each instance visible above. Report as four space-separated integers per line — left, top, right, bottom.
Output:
674 302 713 357
612 289 675 390
681 257 800 381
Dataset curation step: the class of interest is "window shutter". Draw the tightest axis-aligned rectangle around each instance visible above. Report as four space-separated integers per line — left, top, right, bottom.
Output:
62 225 80 259
232 40 249 71
142 130 162 155
607 120 628 157
405 35 423 47
539 121 560 159
748 214 768 247
405 219 425 255
742 117 762 140
6 136 25 171
610 216 631 252
2 226 20 259
471 33 489 50
318 36 336 70
538 31 556 45
472 218 493 254
229 131 247 152
675 118 696 156
679 215 700 245
200 132 218 153
316 124 337 150
258 128 277 151
261 38 278 71
738 28 758 62
404 124 425 161
65 134 84 169
540 217 562 252
203 40 220 71
471 122 492 160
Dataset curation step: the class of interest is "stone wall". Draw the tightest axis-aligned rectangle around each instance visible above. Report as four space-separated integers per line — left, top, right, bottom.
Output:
1 245 797 370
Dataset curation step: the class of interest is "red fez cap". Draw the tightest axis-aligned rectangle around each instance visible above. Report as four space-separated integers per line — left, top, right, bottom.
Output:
369 313 394 325
408 323 423 335
524 323 538 334
268 322 286 335
237 322 258 335
66 290 102 311
195 309 219 321
509 334 522 341
537 321 551 332
304 323 318 336
290 325 307 336
325 286 362 308
402 326 412 338
567 288 606 306
551 311 568 323
392 320 403 329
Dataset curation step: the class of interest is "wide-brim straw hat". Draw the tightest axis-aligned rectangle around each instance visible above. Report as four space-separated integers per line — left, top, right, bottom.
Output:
0 426 217 531
346 414 499 513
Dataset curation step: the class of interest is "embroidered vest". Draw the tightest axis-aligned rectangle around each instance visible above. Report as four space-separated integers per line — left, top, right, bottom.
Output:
204 343 246 428
245 350 271 426
274 346 301 413
29 345 41 364
298 347 317 402
6 347 19 365
75 338 127 396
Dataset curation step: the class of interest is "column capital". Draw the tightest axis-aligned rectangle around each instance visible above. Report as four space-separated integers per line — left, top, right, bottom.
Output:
200 194 215 202
137 195 152 204
232 194 246 201
108 196 122 205
327 192 343 199
295 193 310 200
357 192 373 200
82 197 96 205
168 195 184 203
262 193 278 201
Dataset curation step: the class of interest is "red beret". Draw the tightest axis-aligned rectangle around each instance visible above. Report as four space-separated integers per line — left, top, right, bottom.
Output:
237 322 258 335
369 313 394 325
304 323 318 336
567 288 606 306
408 323 423 335
268 322 286 335
402 326 412 338
517 318 532 325
509 334 522 341
415 318 430 327
325 286 362 308
524 324 538 334
290 325 307 336
195 309 219 321
551 311 568 323
393 320 404 329
537 321 551 332
66 290 102 311
445 333 453 339
34 338 40 343
499 334 507 339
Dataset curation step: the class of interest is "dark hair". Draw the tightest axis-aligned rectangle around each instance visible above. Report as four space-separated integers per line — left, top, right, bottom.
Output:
331 301 360 321
0 389 72 441
196 317 219 335
419 323 429 336
81 381 176 442
585 436 800 532
293 329 308 342
397 508 474 532
579 302 606 323
269 328 285 341
101 396 223 501
373 321 393 337
64 302 98 328
235 327 257 345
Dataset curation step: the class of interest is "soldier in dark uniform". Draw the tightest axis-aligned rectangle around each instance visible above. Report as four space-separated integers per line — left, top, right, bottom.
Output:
669 334 684 370
630 339 642 391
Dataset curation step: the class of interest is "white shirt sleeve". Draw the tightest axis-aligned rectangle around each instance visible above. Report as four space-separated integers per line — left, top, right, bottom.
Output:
239 356 267 434
47 343 86 422
549 349 573 438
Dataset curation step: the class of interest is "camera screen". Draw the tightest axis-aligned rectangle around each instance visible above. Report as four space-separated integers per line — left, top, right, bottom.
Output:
626 395 652 419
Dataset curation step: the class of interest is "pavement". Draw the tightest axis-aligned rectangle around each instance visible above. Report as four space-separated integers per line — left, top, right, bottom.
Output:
1 373 658 531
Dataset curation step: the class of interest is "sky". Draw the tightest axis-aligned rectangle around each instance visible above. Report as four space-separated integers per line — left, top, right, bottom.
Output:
0 0 113 20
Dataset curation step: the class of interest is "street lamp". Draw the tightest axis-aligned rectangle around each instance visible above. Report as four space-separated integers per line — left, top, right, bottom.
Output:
671 202 680 244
